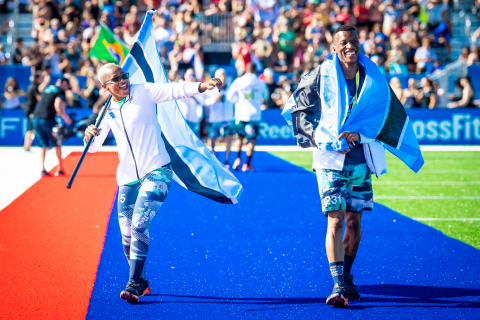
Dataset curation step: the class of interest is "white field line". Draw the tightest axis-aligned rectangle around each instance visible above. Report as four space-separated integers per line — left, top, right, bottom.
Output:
376 196 480 199
254 145 480 152
0 146 118 211
412 218 480 221
373 181 480 185
388 170 480 174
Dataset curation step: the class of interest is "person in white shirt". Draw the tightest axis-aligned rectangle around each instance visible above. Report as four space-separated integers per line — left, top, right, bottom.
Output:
226 62 268 172
84 63 222 303
204 69 236 167
176 68 204 137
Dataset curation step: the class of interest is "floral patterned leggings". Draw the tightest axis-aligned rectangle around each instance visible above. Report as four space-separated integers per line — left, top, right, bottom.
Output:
117 164 173 281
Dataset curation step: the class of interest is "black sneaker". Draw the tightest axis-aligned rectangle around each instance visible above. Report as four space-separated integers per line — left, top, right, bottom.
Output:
344 275 360 300
326 283 349 307
41 170 51 177
120 279 151 303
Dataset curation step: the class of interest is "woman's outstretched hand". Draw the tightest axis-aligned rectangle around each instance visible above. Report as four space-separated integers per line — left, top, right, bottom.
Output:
199 78 223 92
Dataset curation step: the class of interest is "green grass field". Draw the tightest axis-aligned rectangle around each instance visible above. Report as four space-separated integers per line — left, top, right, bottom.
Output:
270 151 480 249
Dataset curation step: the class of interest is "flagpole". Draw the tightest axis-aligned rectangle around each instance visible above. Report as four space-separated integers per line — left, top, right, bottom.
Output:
66 96 112 189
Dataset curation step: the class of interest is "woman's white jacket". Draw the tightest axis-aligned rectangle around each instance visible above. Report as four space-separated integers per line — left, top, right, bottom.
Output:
86 82 201 186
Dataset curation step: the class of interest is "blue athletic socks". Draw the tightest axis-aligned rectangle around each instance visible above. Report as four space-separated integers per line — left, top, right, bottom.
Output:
344 254 356 276
329 261 344 285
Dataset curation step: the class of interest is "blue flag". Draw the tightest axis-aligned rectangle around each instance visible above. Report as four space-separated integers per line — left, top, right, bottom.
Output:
122 11 242 204
282 54 424 173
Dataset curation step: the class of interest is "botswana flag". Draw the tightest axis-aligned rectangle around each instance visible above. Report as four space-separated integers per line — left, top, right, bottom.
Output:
282 53 424 173
122 10 243 204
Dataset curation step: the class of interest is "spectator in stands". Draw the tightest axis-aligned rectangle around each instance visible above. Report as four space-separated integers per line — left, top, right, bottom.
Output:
83 76 100 109
168 42 183 72
273 51 288 73
251 28 273 69
66 76 82 108
0 44 6 65
390 77 404 103
13 38 24 64
447 76 476 108
232 40 251 76
433 12 452 59
278 21 296 62
2 78 26 110
467 46 480 66
459 46 471 62
414 38 438 73
65 42 81 73
403 78 421 108
263 68 279 109
353 0 369 32
416 77 437 109
385 39 408 74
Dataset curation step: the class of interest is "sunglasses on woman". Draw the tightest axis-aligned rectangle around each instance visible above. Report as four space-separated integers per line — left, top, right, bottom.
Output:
104 73 130 85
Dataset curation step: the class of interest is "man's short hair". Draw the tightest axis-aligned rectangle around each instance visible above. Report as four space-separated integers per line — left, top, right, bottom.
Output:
246 62 256 74
333 25 359 38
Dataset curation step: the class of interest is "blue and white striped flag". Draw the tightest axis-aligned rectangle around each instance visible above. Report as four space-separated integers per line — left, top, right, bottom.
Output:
122 11 242 204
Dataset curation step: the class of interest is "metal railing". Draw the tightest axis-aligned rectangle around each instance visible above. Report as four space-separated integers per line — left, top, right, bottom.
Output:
200 12 234 52
430 59 468 107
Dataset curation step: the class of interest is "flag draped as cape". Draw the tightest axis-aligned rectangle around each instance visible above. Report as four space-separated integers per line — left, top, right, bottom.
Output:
282 53 424 173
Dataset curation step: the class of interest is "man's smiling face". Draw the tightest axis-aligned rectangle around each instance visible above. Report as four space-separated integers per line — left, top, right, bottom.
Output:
332 31 360 64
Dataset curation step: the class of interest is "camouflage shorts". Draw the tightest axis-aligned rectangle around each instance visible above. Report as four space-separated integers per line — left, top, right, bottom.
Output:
316 163 374 216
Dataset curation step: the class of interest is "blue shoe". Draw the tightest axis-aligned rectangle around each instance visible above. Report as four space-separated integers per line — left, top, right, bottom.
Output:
326 283 349 307
344 275 360 300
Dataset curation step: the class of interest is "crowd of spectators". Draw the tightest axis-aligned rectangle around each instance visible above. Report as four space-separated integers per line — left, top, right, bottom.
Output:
0 0 478 111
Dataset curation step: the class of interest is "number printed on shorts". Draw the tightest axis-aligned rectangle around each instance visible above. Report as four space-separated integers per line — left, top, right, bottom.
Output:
120 194 126 203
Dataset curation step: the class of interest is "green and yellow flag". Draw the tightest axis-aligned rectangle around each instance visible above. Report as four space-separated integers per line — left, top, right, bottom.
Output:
88 22 130 64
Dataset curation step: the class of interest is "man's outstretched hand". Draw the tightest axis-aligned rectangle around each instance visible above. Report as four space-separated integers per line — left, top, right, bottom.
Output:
199 78 223 92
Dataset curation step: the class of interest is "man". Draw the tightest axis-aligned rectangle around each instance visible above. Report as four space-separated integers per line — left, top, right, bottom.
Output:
32 78 72 176
22 71 50 151
227 62 268 172
177 68 204 137
204 69 235 167
263 68 279 109
414 38 438 73
283 25 423 307
84 63 222 303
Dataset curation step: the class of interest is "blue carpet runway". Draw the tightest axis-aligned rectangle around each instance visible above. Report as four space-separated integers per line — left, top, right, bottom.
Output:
86 152 480 319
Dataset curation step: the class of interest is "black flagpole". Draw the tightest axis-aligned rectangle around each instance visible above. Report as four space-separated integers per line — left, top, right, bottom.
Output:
66 95 112 189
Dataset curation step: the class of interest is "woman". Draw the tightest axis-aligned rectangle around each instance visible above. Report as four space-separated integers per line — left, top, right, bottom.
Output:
389 77 404 103
403 78 421 108
416 77 437 109
447 76 476 108
84 63 223 304
2 78 26 110
459 46 471 62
